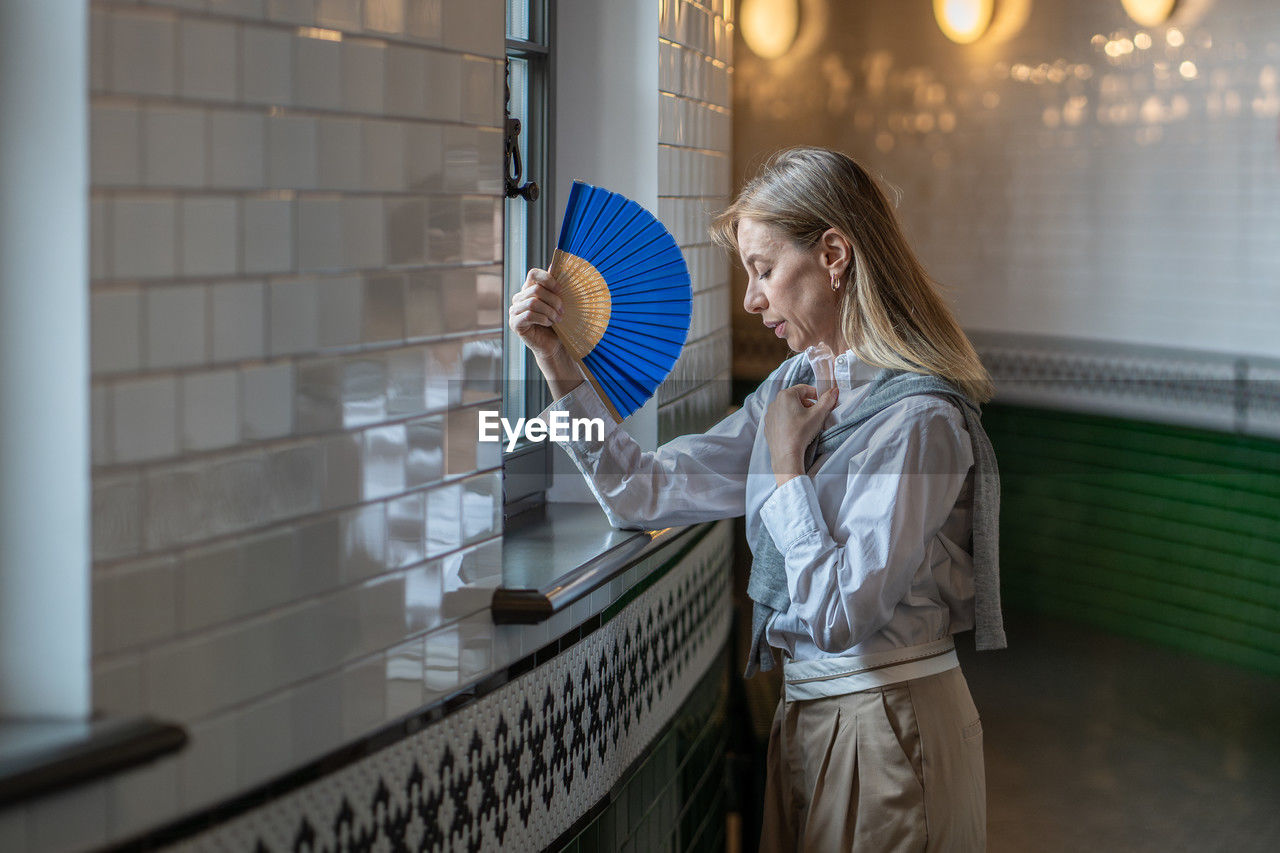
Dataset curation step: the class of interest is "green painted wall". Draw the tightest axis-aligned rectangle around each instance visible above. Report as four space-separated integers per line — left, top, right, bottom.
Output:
986 404 1280 676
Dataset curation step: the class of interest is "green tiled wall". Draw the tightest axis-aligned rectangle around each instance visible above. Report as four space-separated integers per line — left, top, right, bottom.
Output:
559 648 729 853
986 404 1280 676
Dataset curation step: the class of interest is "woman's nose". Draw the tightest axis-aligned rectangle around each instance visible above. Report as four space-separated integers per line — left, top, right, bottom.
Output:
743 278 766 314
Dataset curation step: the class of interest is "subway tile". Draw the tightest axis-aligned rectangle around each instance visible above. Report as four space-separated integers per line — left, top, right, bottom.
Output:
425 481 460 557
112 198 177 279
425 341 462 410
91 288 142 375
362 424 407 499
461 56 500 127
92 654 145 715
91 198 108 281
297 196 343 272
317 274 363 347
461 470 501 543
143 106 206 188
182 369 239 451
384 638 425 719
363 273 405 342
322 432 362 507
90 8 109 94
404 123 443 191
405 415 444 487
462 196 500 264
269 277 319 355
445 407 478 476
111 11 177 97
210 110 266 188
179 539 240 631
316 0 362 31
475 267 503 328
242 196 294 274
422 49 462 121
457 610 493 682
92 384 111 466
343 196 386 270
343 39 386 113
440 544 494 621
365 0 406 35
266 442 323 518
386 198 426 266
206 451 270 536
426 196 461 264
241 526 300 609
182 196 239 277
92 474 142 562
144 463 209 550
294 513 343 592
442 0 503 58
386 348 426 415
357 573 415 655
146 284 207 369
317 117 364 191
364 119 406 191
108 758 180 842
91 105 141 187
289 671 345 767
179 715 240 814
266 0 314 26
28 782 109 853
113 376 179 462
295 31 343 111
98 556 179 655
236 693 294 789
442 268 478 333
267 115 319 189
241 24 293 105
342 356 389 428
210 280 266 362
181 18 238 101
339 502 388 582
476 127 503 194
405 0 443 43
209 0 265 18
296 358 342 432
423 623 458 696
385 45 427 117
241 361 294 439
387 490 425 568
405 270 444 338
442 125 478 193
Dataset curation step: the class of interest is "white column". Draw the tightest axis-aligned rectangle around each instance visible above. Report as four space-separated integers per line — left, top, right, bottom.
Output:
0 0 91 718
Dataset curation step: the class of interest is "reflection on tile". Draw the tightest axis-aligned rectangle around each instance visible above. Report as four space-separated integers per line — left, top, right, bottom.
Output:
343 196 385 269
442 268 477 332
385 46 427 118
476 267 503 329
363 274 404 342
99 557 179 654
461 470 501 544
243 197 293 274
317 117 364 191
425 482 460 557
181 369 239 451
387 491 425 569
423 624 458 694
404 123 443 191
457 611 493 682
442 126 478 192
405 270 445 338
267 443 323 519
322 432 362 508
386 199 426 265
182 196 239 277
365 0 406 34
425 342 462 410
210 110 266 189
343 40 386 113
267 115 318 189
440 546 493 620
181 18 238 101
387 348 426 416
145 464 207 550
294 514 342 594
295 30 343 111
206 452 269 535
364 120 406 191
462 335 502 401
317 0 362 31
289 672 344 767
269 278 319 355
297 196 343 271
461 56 500 127
362 424 407 500
242 25 293 106
422 49 461 121
317 275 363 347
211 280 266 362
477 127 503 194
405 415 444 488
442 0 502 57
403 558 442 634
342 356 388 428
92 474 142 561
406 0 443 42
462 196 499 264
445 408 477 476
339 502 387 582
180 539 241 632
341 657 387 740
427 196 461 264
240 362 293 440
385 638 425 718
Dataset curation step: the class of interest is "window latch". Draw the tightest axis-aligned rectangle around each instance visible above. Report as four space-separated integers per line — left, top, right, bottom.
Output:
504 60 540 202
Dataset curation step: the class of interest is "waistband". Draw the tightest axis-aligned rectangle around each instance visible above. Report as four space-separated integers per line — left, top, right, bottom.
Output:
782 637 959 702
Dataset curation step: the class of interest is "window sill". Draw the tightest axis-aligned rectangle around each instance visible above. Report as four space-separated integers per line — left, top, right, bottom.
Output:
494 502 698 623
0 715 187 809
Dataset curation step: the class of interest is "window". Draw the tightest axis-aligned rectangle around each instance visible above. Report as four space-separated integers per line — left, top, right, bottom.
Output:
502 0 554 514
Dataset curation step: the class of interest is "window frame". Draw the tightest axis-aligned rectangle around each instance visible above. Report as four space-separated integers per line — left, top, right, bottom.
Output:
501 0 556 518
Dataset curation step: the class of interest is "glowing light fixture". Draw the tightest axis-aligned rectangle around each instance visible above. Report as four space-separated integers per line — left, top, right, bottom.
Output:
1121 0 1177 28
740 0 800 59
934 0 995 45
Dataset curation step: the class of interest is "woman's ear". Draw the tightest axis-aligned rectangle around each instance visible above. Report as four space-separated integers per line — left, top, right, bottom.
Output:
818 228 853 280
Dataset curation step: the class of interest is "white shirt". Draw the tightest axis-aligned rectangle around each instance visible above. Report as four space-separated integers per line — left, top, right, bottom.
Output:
543 350 976 663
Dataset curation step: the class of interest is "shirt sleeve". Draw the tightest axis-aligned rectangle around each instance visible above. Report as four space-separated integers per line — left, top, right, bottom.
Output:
541 379 765 530
757 399 974 653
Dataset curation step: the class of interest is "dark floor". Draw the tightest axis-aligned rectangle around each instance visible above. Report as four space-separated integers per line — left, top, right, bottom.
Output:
960 613 1280 853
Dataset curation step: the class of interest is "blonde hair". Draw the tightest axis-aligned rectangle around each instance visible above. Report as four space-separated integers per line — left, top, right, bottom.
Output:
711 147 993 403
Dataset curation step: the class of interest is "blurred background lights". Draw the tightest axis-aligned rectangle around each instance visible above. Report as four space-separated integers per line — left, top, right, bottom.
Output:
740 0 800 59
1122 0 1178 28
934 0 995 45
1180 60 1199 78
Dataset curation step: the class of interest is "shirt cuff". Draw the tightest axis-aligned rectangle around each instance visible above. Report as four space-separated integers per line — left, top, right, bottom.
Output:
540 381 620 451
759 475 825 552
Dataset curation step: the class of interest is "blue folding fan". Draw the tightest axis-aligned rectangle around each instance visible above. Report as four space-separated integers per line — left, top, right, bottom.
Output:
550 181 692 422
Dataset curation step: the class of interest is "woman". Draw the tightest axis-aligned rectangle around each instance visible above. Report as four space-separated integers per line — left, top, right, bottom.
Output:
509 147 1004 851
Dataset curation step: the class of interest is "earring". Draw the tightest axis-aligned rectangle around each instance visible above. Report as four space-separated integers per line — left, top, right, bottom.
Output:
830 272 840 291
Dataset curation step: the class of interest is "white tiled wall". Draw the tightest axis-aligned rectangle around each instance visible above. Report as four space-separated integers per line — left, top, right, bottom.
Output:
733 0 1280 363
657 0 734 440
43 0 507 846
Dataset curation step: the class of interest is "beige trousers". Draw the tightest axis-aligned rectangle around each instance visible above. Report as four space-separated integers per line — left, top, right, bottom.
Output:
760 666 986 852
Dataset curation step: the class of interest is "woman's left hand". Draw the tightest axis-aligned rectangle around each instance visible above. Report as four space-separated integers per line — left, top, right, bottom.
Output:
764 384 838 486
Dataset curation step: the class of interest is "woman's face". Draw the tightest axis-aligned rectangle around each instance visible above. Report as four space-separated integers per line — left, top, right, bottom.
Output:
737 218 846 354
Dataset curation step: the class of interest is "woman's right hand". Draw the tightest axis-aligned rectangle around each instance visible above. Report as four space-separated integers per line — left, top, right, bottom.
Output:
508 268 565 363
